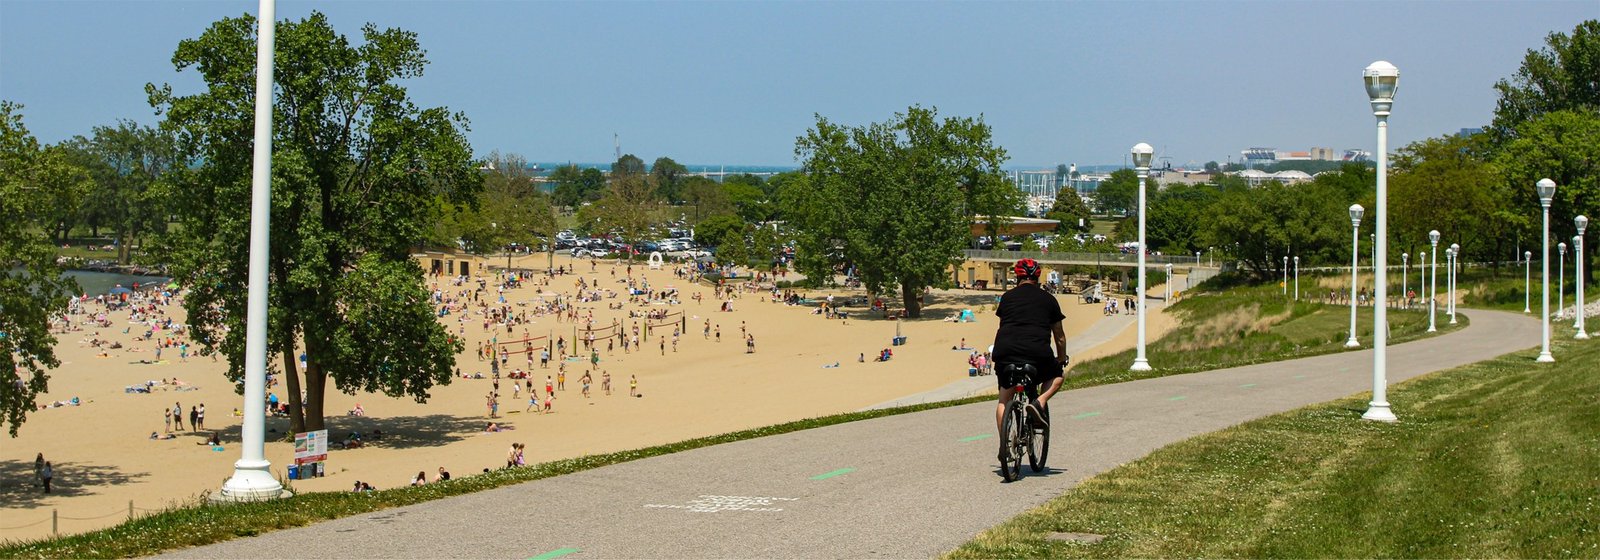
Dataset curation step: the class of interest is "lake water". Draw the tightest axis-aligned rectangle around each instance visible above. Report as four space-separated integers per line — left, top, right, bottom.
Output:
62 270 171 296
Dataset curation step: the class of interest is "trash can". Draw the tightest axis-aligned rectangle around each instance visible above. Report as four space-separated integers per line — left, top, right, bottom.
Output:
287 464 298 480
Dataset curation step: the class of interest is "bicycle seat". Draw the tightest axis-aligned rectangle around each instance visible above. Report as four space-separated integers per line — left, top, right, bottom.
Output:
996 363 1037 375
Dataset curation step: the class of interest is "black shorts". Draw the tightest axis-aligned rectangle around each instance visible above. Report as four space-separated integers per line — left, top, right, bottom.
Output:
994 360 1063 392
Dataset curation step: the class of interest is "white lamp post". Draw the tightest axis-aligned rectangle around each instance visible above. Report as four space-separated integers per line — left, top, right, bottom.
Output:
1525 250 1534 313
1537 179 1557 362
1428 230 1439 332
1559 242 1567 318
1165 263 1173 305
1450 244 1460 324
1346 204 1364 348
1293 256 1299 301
1361 60 1397 423
1195 251 1201 266
1130 142 1154 372
1283 255 1289 297
1578 217 1590 339
1209 246 1215 267
219 0 284 501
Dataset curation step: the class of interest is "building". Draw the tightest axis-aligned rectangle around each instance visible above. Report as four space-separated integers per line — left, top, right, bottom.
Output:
1309 147 1337 161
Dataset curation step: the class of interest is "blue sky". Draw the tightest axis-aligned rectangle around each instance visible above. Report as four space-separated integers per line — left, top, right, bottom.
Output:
1 1 1594 168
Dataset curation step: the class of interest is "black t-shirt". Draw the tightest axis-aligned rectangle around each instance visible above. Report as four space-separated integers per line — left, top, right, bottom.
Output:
992 282 1065 365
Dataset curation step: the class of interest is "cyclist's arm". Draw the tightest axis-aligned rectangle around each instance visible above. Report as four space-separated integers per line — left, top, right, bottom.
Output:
1052 321 1067 363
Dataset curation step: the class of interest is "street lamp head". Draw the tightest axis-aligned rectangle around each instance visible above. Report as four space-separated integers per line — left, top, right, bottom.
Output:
1131 143 1154 169
1560 242 1567 254
1453 243 1461 253
1294 256 1299 264
1536 178 1557 206
1403 253 1409 262
1526 251 1533 259
1577 215 1589 234
1349 204 1364 225
1429 230 1440 245
1363 60 1399 115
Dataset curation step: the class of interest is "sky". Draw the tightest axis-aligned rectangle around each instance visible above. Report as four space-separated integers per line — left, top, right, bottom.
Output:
1 1 1595 169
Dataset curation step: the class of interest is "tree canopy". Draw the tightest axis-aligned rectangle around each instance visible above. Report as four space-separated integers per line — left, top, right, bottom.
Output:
0 102 92 436
149 12 475 433
785 105 1018 317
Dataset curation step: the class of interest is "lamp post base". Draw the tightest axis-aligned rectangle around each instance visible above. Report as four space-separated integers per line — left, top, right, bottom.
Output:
1577 330 1590 340
1343 339 1360 349
1536 352 1556 363
215 458 284 502
1361 402 1397 422
1129 359 1152 372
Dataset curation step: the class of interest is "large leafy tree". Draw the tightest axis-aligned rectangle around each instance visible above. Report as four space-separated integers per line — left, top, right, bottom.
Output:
650 156 688 203
787 105 1018 317
1200 179 1349 279
681 175 732 222
459 153 556 256
150 12 476 433
1389 133 1511 265
57 122 181 262
1044 188 1091 235
1 102 92 436
1491 20 1600 140
1093 168 1138 215
582 173 660 244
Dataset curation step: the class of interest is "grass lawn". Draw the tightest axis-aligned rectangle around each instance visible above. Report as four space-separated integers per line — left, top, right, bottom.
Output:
948 337 1600 559
1063 282 1465 389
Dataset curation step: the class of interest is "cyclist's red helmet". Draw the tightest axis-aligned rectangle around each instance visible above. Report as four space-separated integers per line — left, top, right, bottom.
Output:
1013 258 1040 279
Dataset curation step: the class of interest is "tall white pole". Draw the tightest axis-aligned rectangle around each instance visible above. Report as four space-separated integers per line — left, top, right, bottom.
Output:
1283 256 1288 296
1538 187 1554 362
1428 234 1439 332
1362 60 1396 422
1131 144 1152 372
1559 243 1566 318
1402 253 1409 308
1293 256 1299 301
1449 249 1458 324
1346 211 1361 348
1578 226 1589 339
219 0 284 501
1525 251 1533 313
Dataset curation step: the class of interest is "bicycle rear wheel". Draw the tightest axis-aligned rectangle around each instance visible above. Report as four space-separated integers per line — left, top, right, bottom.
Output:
1028 405 1049 472
999 401 1025 482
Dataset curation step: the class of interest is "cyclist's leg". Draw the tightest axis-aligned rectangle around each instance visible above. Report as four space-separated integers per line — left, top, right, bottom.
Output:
1037 375 1064 407
996 386 1015 432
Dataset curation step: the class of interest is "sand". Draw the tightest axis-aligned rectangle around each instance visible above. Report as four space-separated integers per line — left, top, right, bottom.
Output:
0 254 1176 541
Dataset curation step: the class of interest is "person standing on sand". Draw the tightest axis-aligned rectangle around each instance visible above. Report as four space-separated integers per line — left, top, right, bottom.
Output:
164 408 172 433
545 375 553 396
558 369 566 391
196 403 205 430
603 371 612 396
40 461 53 493
173 402 184 431
630 374 638 397
34 453 44 487
189 406 198 433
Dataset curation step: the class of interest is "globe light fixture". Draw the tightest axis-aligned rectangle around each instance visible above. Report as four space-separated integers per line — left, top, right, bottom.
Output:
1361 60 1398 422
1293 256 1300 301
1130 142 1154 372
1346 204 1364 348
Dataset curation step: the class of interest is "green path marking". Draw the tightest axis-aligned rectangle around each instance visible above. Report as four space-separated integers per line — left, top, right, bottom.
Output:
811 468 855 480
1239 383 1258 388
959 434 994 442
1167 395 1187 401
1293 374 1308 379
530 548 580 560
1072 411 1102 420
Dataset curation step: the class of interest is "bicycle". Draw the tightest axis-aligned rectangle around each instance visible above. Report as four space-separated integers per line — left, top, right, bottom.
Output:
996 362 1051 482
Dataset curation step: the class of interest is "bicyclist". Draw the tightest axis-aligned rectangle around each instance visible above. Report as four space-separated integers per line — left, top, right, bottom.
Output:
993 258 1067 432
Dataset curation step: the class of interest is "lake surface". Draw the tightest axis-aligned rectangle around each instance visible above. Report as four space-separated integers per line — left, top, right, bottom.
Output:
62 270 170 296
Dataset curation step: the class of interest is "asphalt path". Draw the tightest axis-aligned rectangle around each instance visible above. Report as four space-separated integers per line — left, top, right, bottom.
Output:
166 308 1539 559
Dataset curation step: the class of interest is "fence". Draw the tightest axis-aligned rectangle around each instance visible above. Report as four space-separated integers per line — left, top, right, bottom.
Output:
0 500 168 538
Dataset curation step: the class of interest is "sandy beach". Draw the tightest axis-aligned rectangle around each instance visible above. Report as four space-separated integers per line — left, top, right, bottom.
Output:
1 254 1176 541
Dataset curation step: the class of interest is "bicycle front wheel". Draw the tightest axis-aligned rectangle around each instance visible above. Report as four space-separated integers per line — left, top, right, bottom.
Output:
1028 405 1049 472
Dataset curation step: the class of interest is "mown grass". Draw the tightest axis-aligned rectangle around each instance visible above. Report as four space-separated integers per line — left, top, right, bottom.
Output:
948 338 1600 559
1457 266 1595 313
0 396 1007 559
1064 281 1465 388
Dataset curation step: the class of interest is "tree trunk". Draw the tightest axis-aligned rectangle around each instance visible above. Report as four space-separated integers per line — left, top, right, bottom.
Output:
900 282 922 318
304 361 328 432
282 350 305 435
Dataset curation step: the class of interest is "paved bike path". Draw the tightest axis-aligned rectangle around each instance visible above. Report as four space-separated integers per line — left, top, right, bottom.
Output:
168 309 1539 559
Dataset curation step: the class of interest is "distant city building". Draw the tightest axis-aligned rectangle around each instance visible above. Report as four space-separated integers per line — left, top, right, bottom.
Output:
1233 169 1313 186
1309 147 1337 161
1343 149 1371 162
1279 151 1312 161
1457 127 1484 137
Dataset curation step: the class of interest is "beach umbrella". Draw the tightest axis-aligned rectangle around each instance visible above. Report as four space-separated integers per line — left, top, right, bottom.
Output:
108 286 134 295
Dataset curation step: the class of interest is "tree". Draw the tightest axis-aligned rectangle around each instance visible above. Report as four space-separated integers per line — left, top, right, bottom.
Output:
1389 133 1507 265
1 102 91 435
1491 20 1600 140
150 12 475 434
585 173 660 244
1496 110 1600 268
1204 161 1220 174
612 153 645 177
66 122 181 263
1200 180 1349 279
650 156 688 203
549 164 606 207
681 175 732 222
459 153 556 256
787 105 1017 317
1044 188 1091 235
695 213 746 249
1094 168 1138 215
